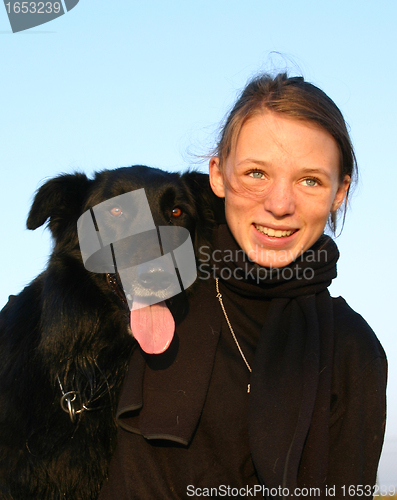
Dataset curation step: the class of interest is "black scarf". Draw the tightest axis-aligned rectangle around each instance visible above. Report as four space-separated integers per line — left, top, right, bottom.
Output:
117 224 339 497
212 225 338 496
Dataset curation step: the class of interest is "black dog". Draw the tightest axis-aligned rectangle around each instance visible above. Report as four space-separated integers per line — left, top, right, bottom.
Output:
0 166 222 499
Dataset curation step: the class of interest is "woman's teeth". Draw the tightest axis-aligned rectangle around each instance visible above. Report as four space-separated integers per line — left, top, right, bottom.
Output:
254 224 295 238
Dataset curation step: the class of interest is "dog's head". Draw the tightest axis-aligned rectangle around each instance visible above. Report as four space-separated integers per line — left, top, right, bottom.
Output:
27 165 224 355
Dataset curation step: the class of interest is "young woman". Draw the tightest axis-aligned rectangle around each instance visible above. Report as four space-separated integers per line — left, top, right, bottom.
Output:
99 74 387 499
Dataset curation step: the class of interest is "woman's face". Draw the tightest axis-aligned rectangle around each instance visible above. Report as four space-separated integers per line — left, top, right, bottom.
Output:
209 112 350 268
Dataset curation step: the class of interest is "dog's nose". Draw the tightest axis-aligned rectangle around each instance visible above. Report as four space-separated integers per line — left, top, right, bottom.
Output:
138 269 174 291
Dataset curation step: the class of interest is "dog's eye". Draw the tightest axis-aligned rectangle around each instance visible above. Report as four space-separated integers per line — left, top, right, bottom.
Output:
172 207 182 218
110 207 123 217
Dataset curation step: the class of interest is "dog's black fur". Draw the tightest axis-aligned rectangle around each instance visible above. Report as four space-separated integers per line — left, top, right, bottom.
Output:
0 166 223 499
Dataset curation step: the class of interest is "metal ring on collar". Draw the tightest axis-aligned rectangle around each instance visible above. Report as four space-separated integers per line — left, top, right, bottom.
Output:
60 391 79 423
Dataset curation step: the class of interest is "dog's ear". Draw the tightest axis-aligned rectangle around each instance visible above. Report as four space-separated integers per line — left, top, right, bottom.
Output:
27 172 91 239
181 170 225 224
181 170 225 256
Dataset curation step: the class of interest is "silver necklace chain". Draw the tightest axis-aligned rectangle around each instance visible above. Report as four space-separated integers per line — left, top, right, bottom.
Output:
215 278 252 393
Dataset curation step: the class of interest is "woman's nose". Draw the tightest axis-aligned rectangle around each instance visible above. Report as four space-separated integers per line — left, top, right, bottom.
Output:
262 179 295 217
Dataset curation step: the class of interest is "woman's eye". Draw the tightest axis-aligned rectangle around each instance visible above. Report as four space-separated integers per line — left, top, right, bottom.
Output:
303 178 319 187
172 207 182 218
249 171 265 179
110 207 123 217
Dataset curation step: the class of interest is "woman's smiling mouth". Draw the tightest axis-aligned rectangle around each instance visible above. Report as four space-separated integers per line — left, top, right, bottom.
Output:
253 223 297 238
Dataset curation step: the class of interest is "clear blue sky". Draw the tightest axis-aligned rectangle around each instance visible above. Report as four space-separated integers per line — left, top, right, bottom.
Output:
1 0 396 488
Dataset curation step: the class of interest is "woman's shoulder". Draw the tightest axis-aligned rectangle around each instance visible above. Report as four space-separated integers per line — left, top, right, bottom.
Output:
331 296 387 373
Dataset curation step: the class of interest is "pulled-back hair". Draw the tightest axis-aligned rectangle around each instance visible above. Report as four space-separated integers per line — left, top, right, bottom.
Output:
213 73 357 232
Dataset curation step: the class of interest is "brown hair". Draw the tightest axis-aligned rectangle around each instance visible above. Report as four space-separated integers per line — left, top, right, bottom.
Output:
212 73 357 232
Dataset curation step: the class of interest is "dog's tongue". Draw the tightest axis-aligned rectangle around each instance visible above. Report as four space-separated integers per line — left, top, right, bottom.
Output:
130 299 175 354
